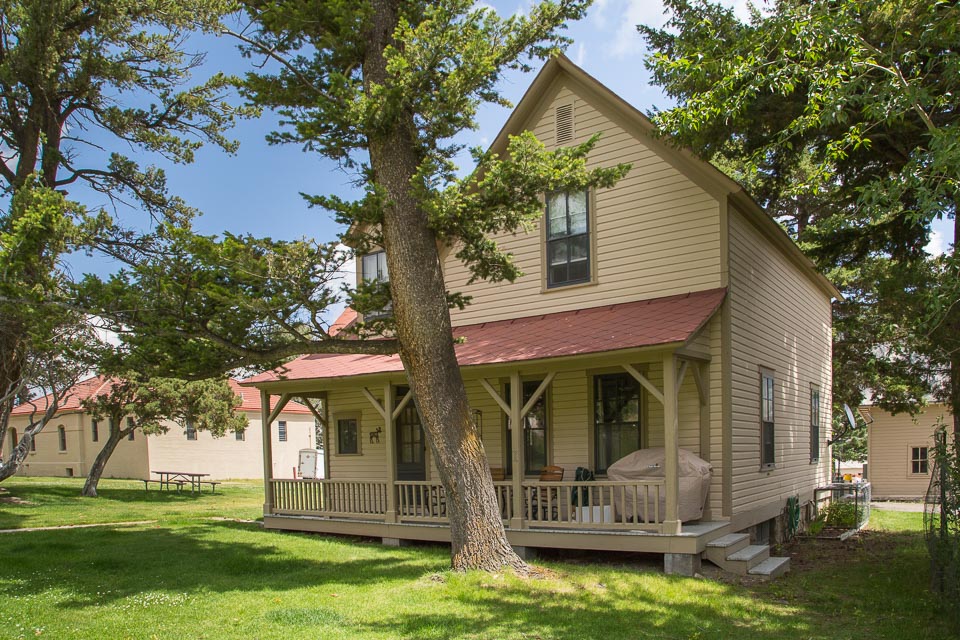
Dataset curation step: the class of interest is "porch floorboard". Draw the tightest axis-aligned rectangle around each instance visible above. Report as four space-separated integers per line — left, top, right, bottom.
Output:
263 514 731 555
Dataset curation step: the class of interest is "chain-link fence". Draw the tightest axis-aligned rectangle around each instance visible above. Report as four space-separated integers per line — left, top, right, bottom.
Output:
924 427 960 621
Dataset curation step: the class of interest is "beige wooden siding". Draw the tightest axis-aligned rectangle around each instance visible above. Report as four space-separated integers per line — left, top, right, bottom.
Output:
727 205 833 520
326 387 389 481
443 78 723 326
146 411 314 480
867 405 947 499
323 353 723 517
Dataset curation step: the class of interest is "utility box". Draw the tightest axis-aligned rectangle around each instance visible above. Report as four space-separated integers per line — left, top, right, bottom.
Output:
298 449 324 479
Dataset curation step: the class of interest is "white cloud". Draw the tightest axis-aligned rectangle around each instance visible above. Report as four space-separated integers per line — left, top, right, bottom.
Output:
573 42 587 66
593 1 669 59
926 228 948 256
591 1 760 60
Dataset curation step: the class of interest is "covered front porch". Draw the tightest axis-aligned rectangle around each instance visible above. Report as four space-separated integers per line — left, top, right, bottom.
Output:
247 289 730 571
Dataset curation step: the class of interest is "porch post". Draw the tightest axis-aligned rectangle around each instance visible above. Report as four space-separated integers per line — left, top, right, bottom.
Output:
662 353 681 534
509 370 524 529
383 383 397 523
260 389 274 516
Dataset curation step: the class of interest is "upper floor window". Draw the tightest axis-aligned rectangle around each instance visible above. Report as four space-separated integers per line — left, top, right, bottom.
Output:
810 385 820 463
235 429 245 441
58 426 67 452
91 420 99 442
546 190 590 288
760 369 775 468
186 420 197 441
278 421 288 442
361 251 391 318
911 446 929 475
126 417 135 441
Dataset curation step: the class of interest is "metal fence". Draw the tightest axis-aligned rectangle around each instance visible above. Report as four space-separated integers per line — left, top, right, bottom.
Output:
814 481 871 537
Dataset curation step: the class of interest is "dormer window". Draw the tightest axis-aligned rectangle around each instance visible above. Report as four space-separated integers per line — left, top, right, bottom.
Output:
361 250 391 318
546 190 591 288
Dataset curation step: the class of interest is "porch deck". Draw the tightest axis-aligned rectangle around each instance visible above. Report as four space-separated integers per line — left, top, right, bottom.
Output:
265 478 731 555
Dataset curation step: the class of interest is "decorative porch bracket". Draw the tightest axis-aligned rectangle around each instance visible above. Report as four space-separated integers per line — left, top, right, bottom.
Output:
621 363 664 405
480 371 556 529
267 393 293 425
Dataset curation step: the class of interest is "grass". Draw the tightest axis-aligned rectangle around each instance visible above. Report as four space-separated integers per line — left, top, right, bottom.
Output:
0 477 954 639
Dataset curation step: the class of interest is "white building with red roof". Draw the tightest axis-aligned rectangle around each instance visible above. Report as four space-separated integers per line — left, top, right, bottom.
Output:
241 56 838 577
7 376 316 481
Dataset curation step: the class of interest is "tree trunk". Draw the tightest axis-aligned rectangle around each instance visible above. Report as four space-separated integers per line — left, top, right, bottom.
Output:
0 422 42 482
952 210 960 439
362 0 525 572
82 421 129 497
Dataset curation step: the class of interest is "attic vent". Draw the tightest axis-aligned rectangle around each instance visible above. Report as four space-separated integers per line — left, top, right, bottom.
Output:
555 103 574 145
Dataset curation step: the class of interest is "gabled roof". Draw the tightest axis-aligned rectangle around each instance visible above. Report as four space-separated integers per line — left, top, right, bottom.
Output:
242 288 726 385
10 376 311 417
489 55 840 300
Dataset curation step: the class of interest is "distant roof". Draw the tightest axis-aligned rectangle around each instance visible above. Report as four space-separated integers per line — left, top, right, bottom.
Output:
243 288 726 385
328 307 358 337
10 376 310 417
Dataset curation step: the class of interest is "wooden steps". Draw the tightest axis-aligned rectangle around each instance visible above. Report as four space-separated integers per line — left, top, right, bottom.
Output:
703 532 790 580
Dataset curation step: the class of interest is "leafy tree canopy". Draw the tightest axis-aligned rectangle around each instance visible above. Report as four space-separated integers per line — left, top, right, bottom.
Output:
640 0 959 422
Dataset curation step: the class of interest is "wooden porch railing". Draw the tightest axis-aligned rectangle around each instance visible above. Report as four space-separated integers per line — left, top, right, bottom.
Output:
271 479 388 517
269 479 664 532
520 479 665 531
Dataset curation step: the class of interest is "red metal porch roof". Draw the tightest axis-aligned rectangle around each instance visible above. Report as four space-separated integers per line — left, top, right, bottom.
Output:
243 288 725 385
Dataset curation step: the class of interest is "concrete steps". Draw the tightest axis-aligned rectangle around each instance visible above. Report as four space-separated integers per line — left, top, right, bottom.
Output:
703 532 790 580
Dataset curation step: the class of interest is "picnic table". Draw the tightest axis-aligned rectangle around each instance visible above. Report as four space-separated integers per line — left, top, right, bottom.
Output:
148 471 218 494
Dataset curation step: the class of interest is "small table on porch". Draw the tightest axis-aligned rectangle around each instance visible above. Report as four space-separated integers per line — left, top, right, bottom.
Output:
151 471 210 494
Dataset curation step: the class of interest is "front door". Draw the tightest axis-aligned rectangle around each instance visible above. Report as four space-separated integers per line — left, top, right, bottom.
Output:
395 387 426 481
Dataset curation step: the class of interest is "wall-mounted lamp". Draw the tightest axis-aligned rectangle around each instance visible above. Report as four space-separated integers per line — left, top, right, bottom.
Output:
472 409 482 430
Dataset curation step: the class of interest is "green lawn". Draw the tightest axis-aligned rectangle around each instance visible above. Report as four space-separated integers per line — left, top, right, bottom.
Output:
0 478 953 639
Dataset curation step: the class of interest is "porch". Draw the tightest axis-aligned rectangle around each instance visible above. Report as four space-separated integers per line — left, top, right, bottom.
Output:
247 290 733 571
264 476 732 559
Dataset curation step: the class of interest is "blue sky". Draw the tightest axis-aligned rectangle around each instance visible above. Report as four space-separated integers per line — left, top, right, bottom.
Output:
65 0 954 281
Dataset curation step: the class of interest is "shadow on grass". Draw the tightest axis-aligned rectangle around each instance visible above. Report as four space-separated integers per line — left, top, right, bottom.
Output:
0 522 445 610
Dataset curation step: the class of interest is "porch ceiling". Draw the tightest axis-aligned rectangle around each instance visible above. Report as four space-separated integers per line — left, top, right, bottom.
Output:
243 288 725 386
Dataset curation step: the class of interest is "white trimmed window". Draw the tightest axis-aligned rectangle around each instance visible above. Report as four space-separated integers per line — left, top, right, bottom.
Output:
361 251 391 318
760 369 775 468
810 385 820 463
546 190 590 288
278 421 287 442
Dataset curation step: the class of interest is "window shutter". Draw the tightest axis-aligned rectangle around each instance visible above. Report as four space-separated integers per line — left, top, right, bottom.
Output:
555 103 574 145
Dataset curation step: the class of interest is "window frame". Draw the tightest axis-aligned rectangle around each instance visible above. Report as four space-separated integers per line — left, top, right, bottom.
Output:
9 427 17 452
503 380 550 477
544 190 593 289
592 372 643 475
91 419 99 443
909 445 929 475
235 429 245 441
185 419 197 441
277 420 287 442
760 368 776 469
810 384 821 463
360 250 392 319
335 412 362 456
58 425 67 452
126 417 135 441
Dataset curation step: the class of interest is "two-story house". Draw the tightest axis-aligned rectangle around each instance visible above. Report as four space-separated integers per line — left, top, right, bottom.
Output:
242 56 838 577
